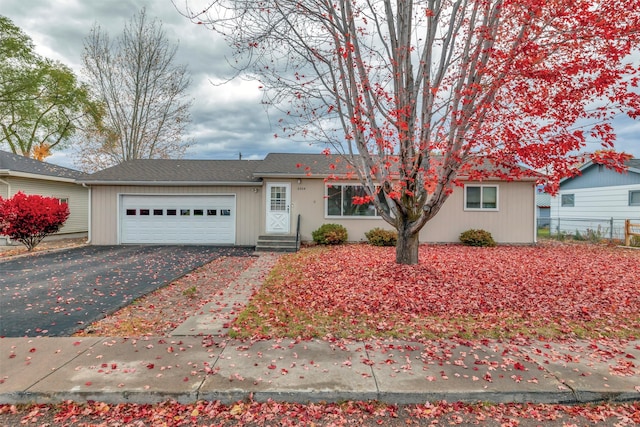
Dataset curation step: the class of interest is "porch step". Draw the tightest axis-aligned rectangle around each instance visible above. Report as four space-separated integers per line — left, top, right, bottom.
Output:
255 234 299 252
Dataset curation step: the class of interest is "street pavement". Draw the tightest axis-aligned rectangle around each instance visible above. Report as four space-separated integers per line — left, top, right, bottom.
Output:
1 253 638 405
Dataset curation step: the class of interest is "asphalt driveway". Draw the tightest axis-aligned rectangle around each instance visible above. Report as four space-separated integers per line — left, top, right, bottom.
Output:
0 245 253 337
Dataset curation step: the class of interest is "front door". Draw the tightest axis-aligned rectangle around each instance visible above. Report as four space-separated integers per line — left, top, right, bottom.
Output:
266 182 290 233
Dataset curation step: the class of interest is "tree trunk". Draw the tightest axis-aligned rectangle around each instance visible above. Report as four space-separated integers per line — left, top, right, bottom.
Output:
395 222 420 265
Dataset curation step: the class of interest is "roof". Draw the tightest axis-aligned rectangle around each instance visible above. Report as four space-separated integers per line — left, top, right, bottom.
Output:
257 153 539 180
0 150 87 181
79 153 538 185
80 159 263 185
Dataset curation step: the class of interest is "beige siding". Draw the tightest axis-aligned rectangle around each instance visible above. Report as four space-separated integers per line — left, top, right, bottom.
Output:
2 176 88 235
288 179 535 244
89 185 262 245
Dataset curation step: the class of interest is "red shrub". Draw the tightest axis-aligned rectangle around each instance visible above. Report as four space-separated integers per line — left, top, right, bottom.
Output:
0 192 70 251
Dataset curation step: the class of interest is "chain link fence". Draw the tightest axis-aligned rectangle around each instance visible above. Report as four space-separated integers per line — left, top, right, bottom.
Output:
537 217 640 243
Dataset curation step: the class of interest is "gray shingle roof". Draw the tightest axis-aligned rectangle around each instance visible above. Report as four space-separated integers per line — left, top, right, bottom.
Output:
0 150 86 180
80 159 263 185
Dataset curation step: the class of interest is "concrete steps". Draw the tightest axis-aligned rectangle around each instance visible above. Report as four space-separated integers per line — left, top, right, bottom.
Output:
255 234 299 252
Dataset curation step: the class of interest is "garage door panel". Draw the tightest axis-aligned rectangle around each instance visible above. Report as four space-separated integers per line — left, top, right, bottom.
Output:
120 195 236 244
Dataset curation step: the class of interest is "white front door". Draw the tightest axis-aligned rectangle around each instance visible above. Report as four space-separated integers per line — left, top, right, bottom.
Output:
266 182 290 233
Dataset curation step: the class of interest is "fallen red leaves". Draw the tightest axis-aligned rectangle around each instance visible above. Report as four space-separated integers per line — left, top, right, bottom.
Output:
2 400 639 426
233 243 640 340
74 256 255 336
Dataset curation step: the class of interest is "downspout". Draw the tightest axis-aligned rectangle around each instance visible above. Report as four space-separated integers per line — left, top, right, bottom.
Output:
82 183 92 244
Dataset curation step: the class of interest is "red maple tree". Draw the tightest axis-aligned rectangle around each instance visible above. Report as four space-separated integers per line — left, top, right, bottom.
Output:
0 192 70 251
182 0 640 264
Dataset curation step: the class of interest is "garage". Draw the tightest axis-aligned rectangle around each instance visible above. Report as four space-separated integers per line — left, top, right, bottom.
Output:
120 194 236 244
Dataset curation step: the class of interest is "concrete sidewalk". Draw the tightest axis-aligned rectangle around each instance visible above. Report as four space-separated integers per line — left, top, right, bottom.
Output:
1 253 639 405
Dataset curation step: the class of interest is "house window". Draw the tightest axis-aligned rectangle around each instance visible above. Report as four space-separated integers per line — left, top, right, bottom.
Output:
326 184 388 217
207 209 217 216
181 209 190 216
220 209 231 216
153 209 163 216
58 197 69 205
140 209 150 216
194 209 204 216
465 185 498 210
630 190 640 206
167 209 177 216
126 209 136 216
561 194 575 207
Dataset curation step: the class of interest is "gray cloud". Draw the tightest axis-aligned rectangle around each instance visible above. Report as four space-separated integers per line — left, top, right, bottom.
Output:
2 0 306 169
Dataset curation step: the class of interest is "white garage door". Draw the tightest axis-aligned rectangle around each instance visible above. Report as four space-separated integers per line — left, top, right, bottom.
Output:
120 195 236 244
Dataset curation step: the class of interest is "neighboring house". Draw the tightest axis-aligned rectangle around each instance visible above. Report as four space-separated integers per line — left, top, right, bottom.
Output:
550 159 640 240
0 150 89 245
536 186 551 227
78 153 538 248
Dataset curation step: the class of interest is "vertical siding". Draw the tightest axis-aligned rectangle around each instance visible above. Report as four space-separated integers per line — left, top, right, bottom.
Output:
90 185 262 245
288 178 535 244
3 177 88 234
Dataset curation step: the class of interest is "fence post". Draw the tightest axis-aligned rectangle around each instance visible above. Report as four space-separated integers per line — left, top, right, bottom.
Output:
626 219 631 246
610 217 614 241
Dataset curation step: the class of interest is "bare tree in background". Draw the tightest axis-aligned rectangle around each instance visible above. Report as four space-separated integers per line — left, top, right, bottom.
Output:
79 8 192 172
179 0 640 264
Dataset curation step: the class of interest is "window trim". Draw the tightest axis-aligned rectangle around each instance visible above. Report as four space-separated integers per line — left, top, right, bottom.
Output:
324 183 387 219
463 184 499 211
630 190 640 206
561 193 575 207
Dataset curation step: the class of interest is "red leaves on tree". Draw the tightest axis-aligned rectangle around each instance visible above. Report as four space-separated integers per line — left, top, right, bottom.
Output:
0 192 69 251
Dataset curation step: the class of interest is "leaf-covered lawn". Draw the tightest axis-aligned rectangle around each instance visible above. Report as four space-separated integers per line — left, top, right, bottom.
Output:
232 243 640 340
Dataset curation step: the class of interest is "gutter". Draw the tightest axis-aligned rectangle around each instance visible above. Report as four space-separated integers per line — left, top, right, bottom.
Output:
77 181 263 187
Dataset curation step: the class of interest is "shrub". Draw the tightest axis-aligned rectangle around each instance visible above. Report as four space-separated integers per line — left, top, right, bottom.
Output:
459 229 496 247
0 192 69 251
630 236 640 247
312 223 348 245
365 227 397 246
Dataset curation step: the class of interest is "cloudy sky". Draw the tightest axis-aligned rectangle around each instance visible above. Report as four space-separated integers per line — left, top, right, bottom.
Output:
2 0 639 170
2 0 325 168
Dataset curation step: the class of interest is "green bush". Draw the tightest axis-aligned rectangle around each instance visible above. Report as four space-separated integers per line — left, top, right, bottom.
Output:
459 229 496 247
365 227 398 246
312 223 348 245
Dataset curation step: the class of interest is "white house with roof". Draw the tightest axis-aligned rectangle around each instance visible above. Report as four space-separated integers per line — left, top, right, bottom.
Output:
0 150 89 245
549 159 640 240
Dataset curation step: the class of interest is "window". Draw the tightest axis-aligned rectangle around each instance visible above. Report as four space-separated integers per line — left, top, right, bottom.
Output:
58 197 69 205
140 209 150 216
630 190 640 206
326 184 388 217
561 194 575 207
465 185 498 210
220 209 231 216
153 209 163 216
207 209 217 216
126 209 136 216
167 209 177 216
194 209 204 216
181 209 190 216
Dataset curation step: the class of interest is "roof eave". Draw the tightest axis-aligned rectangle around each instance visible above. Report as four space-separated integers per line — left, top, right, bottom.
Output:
0 170 80 183
78 180 262 186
